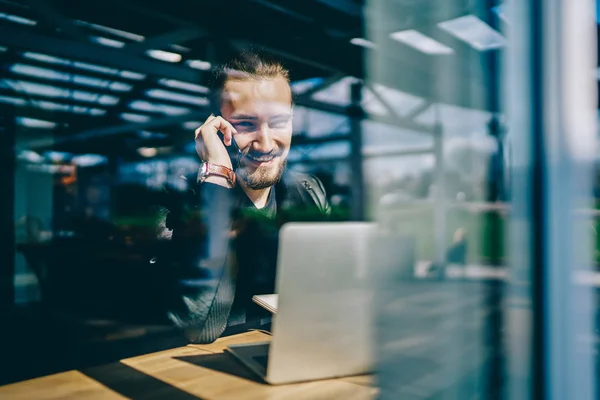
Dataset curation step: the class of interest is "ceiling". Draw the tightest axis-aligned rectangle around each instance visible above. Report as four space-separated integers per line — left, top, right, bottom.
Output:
0 0 513 157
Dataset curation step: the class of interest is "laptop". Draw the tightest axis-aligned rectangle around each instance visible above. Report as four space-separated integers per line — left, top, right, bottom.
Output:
227 222 376 384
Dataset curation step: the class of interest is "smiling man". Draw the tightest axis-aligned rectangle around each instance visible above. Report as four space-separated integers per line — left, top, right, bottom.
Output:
157 51 330 343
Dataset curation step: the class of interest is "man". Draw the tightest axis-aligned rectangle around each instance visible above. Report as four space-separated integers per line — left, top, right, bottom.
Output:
154 51 330 343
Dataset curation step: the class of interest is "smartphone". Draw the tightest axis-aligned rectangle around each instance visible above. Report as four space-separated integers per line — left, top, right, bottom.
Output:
219 115 242 169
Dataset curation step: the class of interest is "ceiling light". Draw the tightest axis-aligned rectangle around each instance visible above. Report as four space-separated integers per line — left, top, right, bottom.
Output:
11 64 70 80
96 95 120 105
389 30 454 54
129 100 190 115
24 53 139 80
73 75 110 88
89 108 106 116
0 95 27 106
35 101 71 111
43 152 71 162
146 89 209 106
35 100 106 116
138 147 158 157
158 79 209 93
121 113 151 123
75 20 144 42
71 154 107 167
171 44 191 53
0 46 7 52
146 50 182 63
120 71 146 80
71 91 99 102
107 81 133 91
183 121 203 130
0 13 36 26
9 80 65 98
10 64 132 92
17 150 43 163
91 36 125 48
73 62 118 75
138 131 169 140
350 38 377 49
437 15 505 51
187 59 212 70
23 52 70 65
17 117 57 129
8 79 121 105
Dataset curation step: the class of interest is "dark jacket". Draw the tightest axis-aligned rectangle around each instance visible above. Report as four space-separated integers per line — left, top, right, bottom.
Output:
152 170 330 343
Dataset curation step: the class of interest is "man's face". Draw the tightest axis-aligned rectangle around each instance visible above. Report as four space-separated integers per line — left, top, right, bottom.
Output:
220 76 293 190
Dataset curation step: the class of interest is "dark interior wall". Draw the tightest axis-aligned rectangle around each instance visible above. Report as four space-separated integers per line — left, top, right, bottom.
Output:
0 105 16 307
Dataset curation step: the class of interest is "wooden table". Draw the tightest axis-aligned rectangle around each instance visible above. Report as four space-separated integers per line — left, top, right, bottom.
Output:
0 331 377 400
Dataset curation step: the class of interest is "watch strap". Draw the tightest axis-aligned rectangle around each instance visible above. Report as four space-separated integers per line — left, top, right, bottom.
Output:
198 162 236 187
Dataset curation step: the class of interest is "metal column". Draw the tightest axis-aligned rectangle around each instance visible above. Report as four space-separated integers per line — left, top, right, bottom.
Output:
433 120 446 266
349 82 365 221
0 105 16 307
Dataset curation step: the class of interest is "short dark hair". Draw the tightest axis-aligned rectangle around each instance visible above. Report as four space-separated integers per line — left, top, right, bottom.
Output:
208 50 291 111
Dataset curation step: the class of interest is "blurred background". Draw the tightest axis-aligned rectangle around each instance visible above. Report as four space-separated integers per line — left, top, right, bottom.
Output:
0 0 598 398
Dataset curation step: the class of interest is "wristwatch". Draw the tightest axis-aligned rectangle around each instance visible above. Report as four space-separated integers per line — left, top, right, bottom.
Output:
197 162 236 187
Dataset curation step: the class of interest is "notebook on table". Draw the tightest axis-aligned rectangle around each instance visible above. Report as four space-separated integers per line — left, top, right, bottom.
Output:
252 294 278 314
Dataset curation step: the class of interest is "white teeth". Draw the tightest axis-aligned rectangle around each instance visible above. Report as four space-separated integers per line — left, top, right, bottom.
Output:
249 155 275 162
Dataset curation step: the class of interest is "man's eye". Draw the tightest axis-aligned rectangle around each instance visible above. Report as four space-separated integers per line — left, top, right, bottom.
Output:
270 119 290 128
233 121 255 129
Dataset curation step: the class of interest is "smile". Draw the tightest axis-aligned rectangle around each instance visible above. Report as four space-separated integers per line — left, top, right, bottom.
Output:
244 153 278 166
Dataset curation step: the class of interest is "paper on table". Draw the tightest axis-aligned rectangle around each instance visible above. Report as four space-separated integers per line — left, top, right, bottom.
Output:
252 294 278 314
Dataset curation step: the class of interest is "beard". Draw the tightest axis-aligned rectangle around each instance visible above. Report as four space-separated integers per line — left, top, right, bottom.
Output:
236 156 287 190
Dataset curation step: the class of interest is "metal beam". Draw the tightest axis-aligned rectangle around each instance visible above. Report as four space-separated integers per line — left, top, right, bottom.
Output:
365 83 435 132
6 104 104 126
3 74 125 98
112 0 199 28
126 27 206 53
362 146 434 158
288 156 349 166
296 96 435 134
8 52 145 83
20 0 90 43
293 132 349 146
0 88 117 113
404 101 432 121
251 0 314 23
316 0 362 17
295 73 345 101
230 39 343 74
18 110 209 149
0 26 201 82
15 84 435 150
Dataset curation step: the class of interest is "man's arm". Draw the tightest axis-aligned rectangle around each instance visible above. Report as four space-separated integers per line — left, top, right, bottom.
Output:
155 181 237 343
152 114 240 343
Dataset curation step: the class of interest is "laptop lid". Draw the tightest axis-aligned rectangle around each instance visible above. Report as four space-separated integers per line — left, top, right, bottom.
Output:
265 222 376 384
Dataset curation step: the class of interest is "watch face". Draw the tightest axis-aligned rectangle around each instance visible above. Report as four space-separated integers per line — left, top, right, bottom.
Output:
197 162 234 187
198 162 209 182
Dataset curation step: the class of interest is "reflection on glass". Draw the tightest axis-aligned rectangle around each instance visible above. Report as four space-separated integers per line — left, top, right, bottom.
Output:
1 0 597 397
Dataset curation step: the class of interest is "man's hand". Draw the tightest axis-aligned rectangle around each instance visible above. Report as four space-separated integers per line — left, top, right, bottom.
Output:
194 115 237 187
